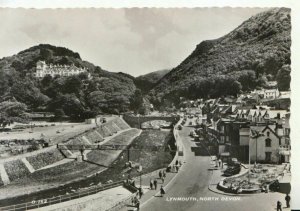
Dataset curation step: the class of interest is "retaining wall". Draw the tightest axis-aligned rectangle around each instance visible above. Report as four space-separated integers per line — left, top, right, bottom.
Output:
123 115 178 128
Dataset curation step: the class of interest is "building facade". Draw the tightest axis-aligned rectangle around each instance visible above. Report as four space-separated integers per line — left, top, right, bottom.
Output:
35 61 90 78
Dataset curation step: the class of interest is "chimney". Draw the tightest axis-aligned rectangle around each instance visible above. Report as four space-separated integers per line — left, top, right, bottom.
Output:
276 122 284 137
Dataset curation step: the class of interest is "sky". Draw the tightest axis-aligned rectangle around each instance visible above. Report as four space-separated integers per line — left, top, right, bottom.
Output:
0 7 268 76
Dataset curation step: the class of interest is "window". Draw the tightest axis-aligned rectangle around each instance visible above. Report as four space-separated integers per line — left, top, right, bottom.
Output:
267 132 270 137
265 138 272 147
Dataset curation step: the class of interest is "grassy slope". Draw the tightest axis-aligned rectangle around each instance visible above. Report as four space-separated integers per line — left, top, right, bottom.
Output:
96 129 175 183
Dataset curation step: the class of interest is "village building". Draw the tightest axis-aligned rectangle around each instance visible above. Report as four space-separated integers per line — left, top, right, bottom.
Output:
34 61 90 78
248 121 290 163
203 98 290 164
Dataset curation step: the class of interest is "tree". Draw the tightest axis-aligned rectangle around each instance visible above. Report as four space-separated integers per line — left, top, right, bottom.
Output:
11 79 50 108
63 75 82 95
276 65 291 91
230 81 242 97
41 74 53 87
130 89 144 114
54 109 65 119
0 101 28 127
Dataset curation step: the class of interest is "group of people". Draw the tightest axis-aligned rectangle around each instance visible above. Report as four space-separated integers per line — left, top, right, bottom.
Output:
129 162 183 210
166 160 182 173
277 194 291 211
146 170 168 197
158 170 167 183
149 178 158 190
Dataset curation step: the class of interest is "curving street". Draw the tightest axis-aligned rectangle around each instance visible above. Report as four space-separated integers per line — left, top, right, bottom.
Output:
141 120 287 211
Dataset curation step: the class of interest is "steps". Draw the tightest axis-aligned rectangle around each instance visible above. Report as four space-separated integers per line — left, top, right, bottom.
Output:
21 158 35 173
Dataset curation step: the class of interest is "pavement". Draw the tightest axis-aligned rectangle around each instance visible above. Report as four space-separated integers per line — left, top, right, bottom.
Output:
120 119 291 211
34 186 132 211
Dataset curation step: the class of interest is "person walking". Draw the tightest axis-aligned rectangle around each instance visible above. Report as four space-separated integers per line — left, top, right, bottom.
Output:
218 159 222 168
163 170 166 178
150 179 153 190
160 185 166 197
138 187 143 199
277 200 282 211
285 194 291 208
136 199 140 210
154 179 158 190
159 170 162 179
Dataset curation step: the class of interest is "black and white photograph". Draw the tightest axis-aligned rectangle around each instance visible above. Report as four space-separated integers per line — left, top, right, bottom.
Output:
0 2 297 211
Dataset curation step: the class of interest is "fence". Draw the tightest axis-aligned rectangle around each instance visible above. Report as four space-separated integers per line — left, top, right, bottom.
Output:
0 181 124 211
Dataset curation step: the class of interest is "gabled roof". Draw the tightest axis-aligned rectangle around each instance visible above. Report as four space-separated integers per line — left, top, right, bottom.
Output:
220 105 231 114
262 125 280 138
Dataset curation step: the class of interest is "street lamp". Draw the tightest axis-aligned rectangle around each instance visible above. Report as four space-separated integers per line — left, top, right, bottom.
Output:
248 130 264 183
137 165 143 188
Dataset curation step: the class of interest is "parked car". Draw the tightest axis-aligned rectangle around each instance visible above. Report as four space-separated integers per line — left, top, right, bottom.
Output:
223 163 241 176
227 157 239 166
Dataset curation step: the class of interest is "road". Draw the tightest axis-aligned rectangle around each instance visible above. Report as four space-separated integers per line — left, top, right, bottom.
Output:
142 120 288 211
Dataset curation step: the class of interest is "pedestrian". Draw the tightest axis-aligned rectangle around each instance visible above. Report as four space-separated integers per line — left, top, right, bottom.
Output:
154 179 158 190
175 165 179 173
136 199 140 210
160 185 166 197
285 194 291 208
175 160 179 166
218 159 222 168
159 170 162 179
150 179 153 190
277 200 282 211
132 195 138 206
163 170 166 178
138 187 143 199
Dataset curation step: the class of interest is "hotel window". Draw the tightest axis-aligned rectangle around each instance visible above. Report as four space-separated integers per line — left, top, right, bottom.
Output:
265 138 272 147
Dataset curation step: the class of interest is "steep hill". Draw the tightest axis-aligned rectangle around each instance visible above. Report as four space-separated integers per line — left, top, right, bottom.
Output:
135 69 170 93
149 8 291 106
0 44 137 117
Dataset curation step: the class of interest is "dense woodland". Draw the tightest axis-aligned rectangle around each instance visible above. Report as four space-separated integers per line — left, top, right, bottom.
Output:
0 44 140 123
0 8 291 123
149 8 291 107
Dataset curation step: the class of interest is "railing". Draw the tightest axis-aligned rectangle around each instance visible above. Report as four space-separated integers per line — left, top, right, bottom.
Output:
0 181 124 211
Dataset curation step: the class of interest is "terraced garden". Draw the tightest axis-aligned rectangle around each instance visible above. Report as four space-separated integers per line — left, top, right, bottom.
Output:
94 129 176 183
26 148 65 170
4 160 31 181
1 128 140 186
